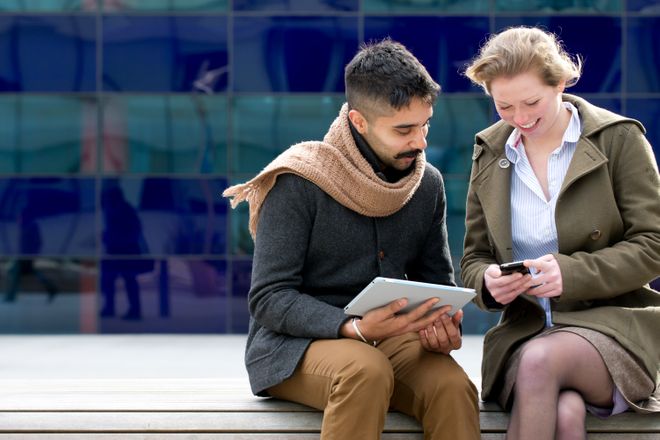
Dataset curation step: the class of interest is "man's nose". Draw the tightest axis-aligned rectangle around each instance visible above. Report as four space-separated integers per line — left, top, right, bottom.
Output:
414 127 428 149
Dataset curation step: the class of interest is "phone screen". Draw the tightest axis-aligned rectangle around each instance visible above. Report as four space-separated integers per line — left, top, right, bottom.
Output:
499 261 530 275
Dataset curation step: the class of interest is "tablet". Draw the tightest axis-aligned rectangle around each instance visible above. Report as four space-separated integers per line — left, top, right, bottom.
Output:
344 277 476 317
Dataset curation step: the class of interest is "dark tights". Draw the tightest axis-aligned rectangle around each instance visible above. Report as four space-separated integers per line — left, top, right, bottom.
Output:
507 332 614 440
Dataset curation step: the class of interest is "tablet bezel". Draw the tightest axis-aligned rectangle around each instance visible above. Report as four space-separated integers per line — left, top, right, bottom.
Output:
343 277 476 317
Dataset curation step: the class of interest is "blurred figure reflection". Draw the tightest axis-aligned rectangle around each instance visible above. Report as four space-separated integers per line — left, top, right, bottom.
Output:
100 185 152 320
4 203 57 303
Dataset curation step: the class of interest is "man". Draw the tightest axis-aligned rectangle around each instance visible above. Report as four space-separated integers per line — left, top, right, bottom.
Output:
224 39 479 440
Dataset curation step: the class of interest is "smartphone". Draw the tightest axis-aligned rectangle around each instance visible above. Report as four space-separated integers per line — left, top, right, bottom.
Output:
499 261 530 275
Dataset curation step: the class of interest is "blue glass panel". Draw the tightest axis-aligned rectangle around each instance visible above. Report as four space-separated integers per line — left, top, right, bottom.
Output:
100 178 227 256
103 16 228 92
494 17 622 93
364 17 489 93
0 16 96 92
462 302 501 334
495 0 621 12
625 99 660 167
627 17 660 93
234 0 356 11
230 259 252 333
0 0 86 12
0 258 96 333
98 257 228 333
0 95 96 174
651 277 660 291
0 178 96 257
230 201 254 255
230 199 252 255
627 0 660 12
426 97 491 176
445 178 469 270
364 0 487 12
233 17 358 93
102 95 227 174
232 95 344 173
103 0 227 11
585 96 622 115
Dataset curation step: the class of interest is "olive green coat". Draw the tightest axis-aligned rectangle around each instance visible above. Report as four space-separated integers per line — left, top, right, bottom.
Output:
460 94 660 412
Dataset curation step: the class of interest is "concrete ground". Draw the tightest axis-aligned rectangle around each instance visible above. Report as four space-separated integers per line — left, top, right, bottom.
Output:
0 334 484 385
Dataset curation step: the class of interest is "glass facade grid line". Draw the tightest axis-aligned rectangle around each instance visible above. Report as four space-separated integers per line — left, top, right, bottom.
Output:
0 0 657 334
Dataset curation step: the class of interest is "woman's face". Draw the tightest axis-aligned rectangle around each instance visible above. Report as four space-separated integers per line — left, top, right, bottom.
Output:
490 71 566 141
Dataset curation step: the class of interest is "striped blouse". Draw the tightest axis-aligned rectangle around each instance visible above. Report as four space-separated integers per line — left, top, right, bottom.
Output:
504 101 581 327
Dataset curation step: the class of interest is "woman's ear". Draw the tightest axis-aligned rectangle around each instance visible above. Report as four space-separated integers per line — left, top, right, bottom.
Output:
348 109 368 134
557 79 567 93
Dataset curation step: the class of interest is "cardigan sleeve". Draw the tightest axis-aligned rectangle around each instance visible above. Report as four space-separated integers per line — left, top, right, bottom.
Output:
247 174 349 339
406 166 455 287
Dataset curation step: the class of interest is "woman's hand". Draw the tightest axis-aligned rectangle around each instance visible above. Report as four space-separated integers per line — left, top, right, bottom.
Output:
484 263 534 305
525 254 563 298
419 309 463 354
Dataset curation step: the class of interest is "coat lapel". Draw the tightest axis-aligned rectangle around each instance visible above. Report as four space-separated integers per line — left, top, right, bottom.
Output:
475 154 514 263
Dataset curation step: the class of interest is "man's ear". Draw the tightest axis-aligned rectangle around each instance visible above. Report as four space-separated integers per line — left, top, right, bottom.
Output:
348 109 368 134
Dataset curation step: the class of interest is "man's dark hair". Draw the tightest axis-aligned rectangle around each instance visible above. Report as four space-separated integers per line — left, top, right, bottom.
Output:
344 38 441 119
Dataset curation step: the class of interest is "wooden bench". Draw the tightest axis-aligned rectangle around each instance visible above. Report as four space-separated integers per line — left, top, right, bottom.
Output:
1 378 658 439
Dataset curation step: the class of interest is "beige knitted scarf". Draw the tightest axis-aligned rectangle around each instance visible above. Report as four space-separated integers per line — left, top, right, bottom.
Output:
222 103 426 239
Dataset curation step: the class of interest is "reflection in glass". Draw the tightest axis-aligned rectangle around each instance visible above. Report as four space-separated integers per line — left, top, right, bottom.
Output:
626 17 660 94
425 97 491 176
0 258 96 334
234 0 356 11
99 258 228 333
364 0 487 12
230 259 252 333
0 15 96 92
232 95 344 173
628 0 660 12
99 184 153 320
364 16 488 93
233 17 358 92
0 178 96 257
625 99 660 167
102 95 227 174
102 0 227 11
230 201 252 256
0 0 85 11
0 95 96 174
101 178 227 256
494 16 622 93
494 0 621 12
103 16 228 92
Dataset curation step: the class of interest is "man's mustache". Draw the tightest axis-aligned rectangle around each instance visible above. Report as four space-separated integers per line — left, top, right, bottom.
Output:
394 149 422 160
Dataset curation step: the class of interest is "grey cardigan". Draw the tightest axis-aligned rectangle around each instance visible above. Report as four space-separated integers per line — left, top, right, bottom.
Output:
245 151 454 396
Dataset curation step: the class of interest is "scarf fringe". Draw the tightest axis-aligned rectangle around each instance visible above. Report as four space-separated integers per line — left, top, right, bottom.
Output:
222 104 425 240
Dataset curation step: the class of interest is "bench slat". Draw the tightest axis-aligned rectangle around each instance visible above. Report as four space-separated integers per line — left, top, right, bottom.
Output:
0 411 657 434
1 379 657 436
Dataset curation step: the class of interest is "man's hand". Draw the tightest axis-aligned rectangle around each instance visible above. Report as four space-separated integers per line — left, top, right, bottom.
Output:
348 297 453 343
419 309 463 354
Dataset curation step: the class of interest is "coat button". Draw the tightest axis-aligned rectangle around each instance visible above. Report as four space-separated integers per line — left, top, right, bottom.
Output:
590 229 602 240
378 250 385 260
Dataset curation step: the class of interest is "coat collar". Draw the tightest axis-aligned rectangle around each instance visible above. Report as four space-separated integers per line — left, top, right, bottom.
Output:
469 94 645 263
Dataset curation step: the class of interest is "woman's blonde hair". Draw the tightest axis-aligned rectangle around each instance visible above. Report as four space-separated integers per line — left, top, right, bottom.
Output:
464 26 582 94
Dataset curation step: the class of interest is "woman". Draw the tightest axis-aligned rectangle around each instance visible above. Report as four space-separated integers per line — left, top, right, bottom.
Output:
461 26 660 439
